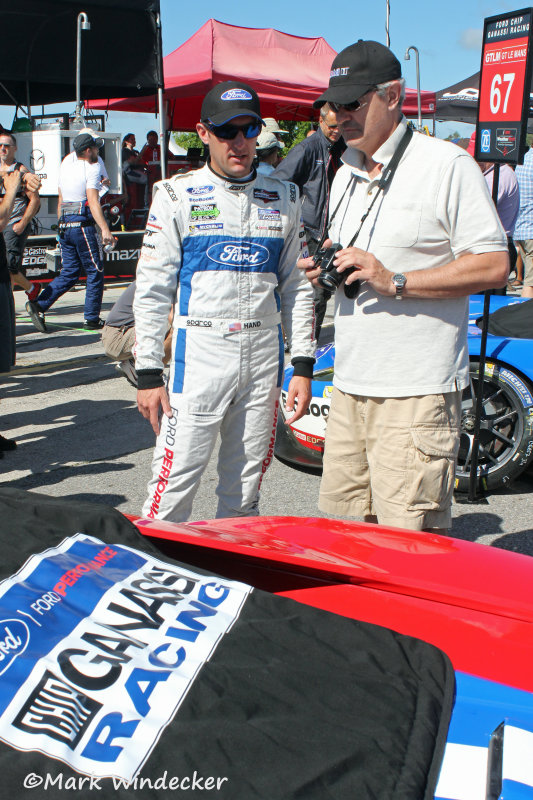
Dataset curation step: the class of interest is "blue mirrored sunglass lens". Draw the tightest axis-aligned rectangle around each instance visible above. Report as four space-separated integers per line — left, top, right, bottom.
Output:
210 123 261 139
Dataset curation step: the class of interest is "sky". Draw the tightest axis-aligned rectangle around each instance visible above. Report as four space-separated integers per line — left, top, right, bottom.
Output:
0 0 520 143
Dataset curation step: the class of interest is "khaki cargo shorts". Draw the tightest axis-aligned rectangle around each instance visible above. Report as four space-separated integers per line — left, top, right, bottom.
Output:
516 239 533 287
101 324 135 362
319 388 461 531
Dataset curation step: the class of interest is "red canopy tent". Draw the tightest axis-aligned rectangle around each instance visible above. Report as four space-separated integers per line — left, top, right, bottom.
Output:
88 19 435 129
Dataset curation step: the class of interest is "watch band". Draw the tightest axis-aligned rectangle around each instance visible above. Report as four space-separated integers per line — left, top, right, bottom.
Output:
392 273 406 299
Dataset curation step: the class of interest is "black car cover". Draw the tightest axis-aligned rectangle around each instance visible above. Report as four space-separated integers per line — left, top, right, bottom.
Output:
478 298 533 339
0 488 455 799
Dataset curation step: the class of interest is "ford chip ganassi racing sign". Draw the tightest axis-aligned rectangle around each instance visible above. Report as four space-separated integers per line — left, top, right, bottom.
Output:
476 7 533 163
0 535 250 781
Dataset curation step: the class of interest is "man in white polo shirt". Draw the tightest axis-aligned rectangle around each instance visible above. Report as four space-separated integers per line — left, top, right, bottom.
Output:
302 40 509 533
26 131 114 333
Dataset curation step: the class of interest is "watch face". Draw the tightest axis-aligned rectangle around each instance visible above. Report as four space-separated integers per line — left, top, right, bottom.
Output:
392 273 406 287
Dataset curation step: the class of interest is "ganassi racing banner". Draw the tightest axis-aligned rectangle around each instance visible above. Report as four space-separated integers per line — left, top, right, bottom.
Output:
0 534 250 782
0 489 455 799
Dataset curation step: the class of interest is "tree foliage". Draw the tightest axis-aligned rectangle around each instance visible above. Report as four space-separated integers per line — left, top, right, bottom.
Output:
277 120 317 154
172 131 203 152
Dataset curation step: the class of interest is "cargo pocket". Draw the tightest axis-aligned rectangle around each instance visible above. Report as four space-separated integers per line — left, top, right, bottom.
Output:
406 426 458 511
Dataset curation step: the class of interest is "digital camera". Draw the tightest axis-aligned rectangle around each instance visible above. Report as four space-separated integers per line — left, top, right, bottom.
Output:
314 244 358 294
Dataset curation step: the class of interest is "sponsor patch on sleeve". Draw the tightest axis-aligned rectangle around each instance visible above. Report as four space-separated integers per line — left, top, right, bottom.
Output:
253 188 280 204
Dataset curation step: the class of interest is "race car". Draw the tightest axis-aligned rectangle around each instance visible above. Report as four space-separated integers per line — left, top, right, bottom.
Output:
1 488 533 799
276 295 533 492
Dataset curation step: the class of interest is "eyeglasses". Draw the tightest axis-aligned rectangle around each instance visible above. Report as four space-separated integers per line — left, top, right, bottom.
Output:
329 92 375 114
0 143 14 148
205 121 262 140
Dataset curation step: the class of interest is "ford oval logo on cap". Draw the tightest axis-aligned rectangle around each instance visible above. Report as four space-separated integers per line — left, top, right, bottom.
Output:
207 241 269 266
221 89 253 101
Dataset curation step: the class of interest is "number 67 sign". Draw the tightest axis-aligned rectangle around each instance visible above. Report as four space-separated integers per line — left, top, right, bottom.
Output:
476 7 533 163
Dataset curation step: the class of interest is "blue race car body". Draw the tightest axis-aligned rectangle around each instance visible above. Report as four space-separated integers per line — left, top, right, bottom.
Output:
276 295 533 491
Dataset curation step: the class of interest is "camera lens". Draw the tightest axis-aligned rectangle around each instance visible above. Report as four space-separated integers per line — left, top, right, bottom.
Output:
318 269 343 291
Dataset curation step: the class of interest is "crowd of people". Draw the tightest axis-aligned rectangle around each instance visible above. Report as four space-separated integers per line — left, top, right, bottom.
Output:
3 38 525 535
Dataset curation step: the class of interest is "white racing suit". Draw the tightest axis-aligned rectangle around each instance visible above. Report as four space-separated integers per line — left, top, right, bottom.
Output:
134 164 315 522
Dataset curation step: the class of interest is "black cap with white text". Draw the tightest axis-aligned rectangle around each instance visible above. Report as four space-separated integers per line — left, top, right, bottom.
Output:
314 40 402 108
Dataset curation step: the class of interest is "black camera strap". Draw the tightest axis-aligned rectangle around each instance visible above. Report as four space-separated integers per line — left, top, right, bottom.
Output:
345 125 413 249
339 125 413 298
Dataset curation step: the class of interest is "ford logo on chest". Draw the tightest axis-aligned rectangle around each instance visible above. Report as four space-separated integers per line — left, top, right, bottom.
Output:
206 241 269 266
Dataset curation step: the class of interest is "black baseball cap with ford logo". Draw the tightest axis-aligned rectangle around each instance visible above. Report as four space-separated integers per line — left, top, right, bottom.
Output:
201 81 264 126
314 40 402 108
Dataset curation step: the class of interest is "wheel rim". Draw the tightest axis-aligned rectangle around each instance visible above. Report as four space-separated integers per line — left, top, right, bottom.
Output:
457 366 525 480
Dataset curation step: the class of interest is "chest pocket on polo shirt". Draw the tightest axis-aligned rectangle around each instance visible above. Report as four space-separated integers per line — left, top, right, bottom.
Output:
375 201 422 248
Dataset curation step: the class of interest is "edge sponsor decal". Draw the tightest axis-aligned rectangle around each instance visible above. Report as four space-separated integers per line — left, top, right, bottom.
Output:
0 534 251 781
253 188 280 204
289 184 297 204
228 184 247 192
22 246 47 268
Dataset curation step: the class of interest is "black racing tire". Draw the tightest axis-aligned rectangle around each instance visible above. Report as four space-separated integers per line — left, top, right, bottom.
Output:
455 360 533 493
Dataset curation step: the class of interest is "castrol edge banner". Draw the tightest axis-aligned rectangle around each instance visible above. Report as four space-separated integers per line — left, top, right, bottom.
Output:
476 8 533 163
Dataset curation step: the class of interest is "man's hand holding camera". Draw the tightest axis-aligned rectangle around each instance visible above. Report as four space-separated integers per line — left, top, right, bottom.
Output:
299 238 398 297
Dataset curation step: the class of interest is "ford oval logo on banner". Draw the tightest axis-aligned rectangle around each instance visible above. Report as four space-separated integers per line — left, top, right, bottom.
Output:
0 619 30 676
221 89 253 101
207 241 269 266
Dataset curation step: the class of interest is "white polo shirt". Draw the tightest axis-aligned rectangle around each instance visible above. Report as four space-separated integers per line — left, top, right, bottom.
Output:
58 152 108 203
328 118 507 397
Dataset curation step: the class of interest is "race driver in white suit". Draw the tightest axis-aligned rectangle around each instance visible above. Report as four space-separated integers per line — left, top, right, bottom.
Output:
134 82 315 522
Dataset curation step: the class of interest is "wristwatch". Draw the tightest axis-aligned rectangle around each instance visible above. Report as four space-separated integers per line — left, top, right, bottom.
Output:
391 273 407 299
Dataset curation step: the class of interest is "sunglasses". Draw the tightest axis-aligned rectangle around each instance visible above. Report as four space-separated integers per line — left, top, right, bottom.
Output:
205 121 262 140
329 91 375 114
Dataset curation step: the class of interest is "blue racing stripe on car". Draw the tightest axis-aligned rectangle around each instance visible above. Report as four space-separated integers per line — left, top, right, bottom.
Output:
179 234 284 315
172 328 187 393
447 672 533 748
277 324 284 388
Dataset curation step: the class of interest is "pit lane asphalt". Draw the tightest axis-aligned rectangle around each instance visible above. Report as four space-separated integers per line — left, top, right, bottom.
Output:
2 282 533 556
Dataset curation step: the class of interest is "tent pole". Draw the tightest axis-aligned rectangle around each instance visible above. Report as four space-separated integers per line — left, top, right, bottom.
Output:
156 11 166 179
158 87 166 179
468 163 500 501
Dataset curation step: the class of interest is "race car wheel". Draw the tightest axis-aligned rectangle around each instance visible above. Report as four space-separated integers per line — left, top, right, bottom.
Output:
455 360 533 492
